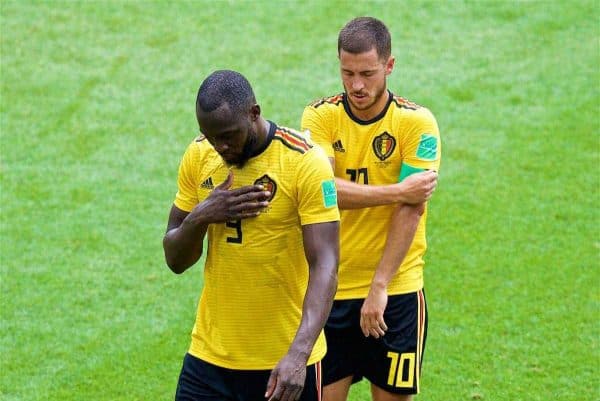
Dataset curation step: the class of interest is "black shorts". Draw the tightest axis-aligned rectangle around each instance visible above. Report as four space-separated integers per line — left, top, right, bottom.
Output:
322 289 428 395
175 353 322 401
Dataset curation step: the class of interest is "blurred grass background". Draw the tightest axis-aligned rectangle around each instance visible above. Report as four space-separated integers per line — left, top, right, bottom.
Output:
1 1 598 400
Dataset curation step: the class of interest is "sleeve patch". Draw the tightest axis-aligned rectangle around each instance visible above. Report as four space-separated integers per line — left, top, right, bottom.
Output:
416 134 438 160
321 180 337 208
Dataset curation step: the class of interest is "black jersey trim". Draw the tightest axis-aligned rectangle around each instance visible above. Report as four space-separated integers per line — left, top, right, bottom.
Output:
309 93 344 108
246 121 276 159
391 95 420 111
342 91 393 125
278 126 312 147
273 134 310 154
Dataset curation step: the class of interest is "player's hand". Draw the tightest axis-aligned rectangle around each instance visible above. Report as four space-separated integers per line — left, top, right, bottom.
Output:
265 353 306 401
396 170 437 204
360 285 388 338
188 171 270 224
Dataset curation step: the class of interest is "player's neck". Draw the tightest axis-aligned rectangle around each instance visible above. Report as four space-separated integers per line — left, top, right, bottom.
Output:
243 117 272 160
348 90 390 121
253 117 270 150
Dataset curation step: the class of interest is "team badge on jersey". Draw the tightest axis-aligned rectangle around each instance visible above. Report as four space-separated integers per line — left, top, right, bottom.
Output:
254 174 277 201
372 132 396 161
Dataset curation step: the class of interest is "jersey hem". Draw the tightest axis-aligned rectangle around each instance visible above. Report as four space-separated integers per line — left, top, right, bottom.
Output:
334 282 423 300
187 348 326 371
173 199 195 213
300 216 340 226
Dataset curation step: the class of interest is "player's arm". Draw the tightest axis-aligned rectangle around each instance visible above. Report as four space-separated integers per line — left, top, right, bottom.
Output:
162 205 203 274
360 202 423 337
292 221 339 358
301 106 436 209
163 171 270 274
266 143 340 401
361 109 441 338
266 221 339 401
331 159 437 209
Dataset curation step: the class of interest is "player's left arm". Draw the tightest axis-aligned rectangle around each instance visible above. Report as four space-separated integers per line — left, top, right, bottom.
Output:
266 145 340 401
266 221 339 401
361 108 441 338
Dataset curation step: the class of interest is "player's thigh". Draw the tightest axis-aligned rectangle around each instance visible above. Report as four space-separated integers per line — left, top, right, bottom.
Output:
176 354 323 401
371 384 413 401
322 299 365 387
363 290 428 396
175 353 233 401
322 375 353 401
230 362 322 401
322 325 364 387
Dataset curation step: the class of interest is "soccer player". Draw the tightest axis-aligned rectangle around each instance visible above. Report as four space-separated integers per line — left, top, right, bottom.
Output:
301 17 441 401
163 70 340 401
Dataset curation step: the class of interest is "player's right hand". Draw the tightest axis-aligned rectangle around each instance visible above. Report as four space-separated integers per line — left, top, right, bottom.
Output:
360 285 388 338
265 353 306 401
397 170 437 204
189 171 270 224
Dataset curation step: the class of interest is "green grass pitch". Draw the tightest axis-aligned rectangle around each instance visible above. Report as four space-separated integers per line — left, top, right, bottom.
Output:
1 1 598 400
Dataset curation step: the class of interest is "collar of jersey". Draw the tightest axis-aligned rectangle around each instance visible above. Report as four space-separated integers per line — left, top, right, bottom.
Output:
342 90 393 125
246 120 276 159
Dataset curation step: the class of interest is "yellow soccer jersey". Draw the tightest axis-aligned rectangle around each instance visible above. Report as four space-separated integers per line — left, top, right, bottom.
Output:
302 91 441 299
173 122 340 370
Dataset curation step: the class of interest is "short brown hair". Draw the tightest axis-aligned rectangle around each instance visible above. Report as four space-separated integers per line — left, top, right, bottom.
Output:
338 17 391 61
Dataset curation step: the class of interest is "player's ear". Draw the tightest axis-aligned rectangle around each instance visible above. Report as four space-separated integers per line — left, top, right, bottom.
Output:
385 56 395 76
249 104 261 121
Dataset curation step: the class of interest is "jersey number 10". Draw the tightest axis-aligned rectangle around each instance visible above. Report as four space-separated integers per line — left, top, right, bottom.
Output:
386 351 416 388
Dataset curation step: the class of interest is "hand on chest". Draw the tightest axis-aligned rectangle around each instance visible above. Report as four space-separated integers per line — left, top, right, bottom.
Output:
197 167 297 225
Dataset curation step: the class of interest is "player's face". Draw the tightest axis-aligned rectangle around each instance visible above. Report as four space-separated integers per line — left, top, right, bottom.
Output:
339 48 394 120
198 105 257 168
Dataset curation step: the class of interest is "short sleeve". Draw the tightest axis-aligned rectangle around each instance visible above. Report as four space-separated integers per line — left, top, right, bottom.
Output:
295 145 340 226
301 106 335 159
400 108 442 175
173 142 200 212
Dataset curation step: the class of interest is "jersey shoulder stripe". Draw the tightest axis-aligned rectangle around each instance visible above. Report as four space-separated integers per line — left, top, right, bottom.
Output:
192 134 217 155
273 128 312 154
307 93 344 109
391 95 421 111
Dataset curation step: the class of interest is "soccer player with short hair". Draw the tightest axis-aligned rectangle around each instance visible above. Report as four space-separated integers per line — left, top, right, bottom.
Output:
164 69 340 401
301 17 441 401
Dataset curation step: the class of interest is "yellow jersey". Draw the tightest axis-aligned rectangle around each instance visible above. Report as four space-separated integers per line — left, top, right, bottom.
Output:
173 122 340 369
302 92 441 299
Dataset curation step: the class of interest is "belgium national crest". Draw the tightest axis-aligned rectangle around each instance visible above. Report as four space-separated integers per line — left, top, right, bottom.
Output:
254 174 277 201
372 132 396 161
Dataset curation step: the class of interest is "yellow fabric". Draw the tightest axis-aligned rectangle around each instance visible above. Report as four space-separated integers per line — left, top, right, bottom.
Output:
302 92 441 299
173 124 340 370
